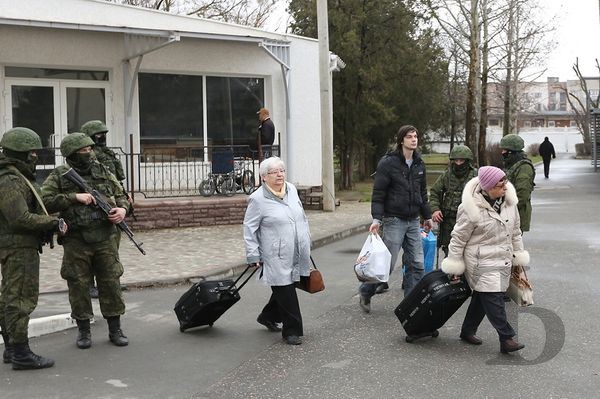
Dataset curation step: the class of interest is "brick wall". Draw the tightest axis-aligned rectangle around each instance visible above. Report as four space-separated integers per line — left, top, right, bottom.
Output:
127 185 324 230
127 196 249 230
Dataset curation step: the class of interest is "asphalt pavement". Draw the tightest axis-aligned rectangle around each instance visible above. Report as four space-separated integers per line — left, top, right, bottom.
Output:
1 155 599 399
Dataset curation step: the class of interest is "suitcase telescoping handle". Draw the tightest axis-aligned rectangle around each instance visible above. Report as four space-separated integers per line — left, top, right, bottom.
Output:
229 265 259 295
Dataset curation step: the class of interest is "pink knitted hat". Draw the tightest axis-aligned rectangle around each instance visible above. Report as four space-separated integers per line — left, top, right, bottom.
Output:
478 166 506 191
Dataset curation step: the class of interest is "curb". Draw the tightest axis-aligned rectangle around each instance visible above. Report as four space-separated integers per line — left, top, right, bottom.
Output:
26 223 370 340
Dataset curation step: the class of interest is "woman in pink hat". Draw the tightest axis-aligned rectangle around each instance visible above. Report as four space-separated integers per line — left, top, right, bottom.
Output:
441 166 529 354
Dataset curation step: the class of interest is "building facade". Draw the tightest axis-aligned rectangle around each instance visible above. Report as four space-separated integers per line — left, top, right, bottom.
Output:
0 0 326 195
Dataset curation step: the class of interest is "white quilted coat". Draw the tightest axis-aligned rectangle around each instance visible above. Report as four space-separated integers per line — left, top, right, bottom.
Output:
441 177 529 292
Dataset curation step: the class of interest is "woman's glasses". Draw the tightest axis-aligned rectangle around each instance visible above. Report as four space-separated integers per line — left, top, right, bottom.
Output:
267 169 286 175
493 179 508 189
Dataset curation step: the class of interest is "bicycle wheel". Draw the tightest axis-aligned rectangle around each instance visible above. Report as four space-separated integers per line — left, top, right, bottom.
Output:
199 178 216 197
242 170 256 194
220 176 236 197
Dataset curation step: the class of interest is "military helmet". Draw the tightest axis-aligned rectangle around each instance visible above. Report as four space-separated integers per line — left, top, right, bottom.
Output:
500 134 524 151
449 145 473 160
0 127 43 152
80 120 108 137
60 132 95 157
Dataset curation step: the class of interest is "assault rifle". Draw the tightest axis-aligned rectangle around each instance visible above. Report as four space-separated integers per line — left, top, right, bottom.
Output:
62 168 146 255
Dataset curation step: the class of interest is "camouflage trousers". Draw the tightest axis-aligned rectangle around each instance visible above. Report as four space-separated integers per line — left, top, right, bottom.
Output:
61 237 125 320
0 248 40 344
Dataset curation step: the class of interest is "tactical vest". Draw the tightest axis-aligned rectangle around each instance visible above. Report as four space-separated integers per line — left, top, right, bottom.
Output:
54 164 119 243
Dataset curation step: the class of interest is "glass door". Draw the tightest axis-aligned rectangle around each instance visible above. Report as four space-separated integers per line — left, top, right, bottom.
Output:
5 78 111 181
5 79 61 181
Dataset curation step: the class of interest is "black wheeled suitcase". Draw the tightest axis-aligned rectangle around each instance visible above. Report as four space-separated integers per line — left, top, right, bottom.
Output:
394 270 472 342
174 266 257 332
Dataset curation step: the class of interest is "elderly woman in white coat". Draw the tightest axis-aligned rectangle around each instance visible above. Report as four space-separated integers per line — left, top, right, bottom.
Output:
441 166 529 354
243 157 311 345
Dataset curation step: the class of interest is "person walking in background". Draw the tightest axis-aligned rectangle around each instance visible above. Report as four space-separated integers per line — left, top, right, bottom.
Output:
41 133 131 350
500 134 535 232
538 137 556 179
360 125 433 313
441 166 529 354
243 157 311 345
0 127 67 370
80 120 131 299
429 145 478 258
257 108 275 160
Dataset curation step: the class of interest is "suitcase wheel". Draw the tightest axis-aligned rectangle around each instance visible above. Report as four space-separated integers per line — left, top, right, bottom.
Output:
209 323 214 327
180 326 185 333
431 330 439 338
405 335 415 343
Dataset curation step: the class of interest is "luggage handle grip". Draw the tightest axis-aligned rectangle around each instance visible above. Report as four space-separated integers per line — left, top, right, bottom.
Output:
229 265 259 294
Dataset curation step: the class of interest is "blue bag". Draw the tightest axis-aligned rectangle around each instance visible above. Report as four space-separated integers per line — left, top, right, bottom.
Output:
402 229 437 274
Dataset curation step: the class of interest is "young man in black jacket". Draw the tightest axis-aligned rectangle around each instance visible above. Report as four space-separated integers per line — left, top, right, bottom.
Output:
359 125 433 313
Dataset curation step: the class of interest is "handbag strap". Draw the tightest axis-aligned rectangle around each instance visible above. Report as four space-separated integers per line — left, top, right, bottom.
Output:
310 255 317 270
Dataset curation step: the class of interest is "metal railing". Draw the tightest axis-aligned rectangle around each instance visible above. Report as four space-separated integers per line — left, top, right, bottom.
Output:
32 144 280 198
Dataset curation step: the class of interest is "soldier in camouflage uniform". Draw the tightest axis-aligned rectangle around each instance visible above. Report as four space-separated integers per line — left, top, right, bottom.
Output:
80 120 129 298
41 133 131 349
500 134 535 232
429 145 478 257
0 127 67 370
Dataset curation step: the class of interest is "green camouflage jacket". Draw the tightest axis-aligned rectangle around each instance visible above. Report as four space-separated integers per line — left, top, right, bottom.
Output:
506 156 535 232
0 155 58 249
94 147 125 181
41 161 130 244
429 165 478 247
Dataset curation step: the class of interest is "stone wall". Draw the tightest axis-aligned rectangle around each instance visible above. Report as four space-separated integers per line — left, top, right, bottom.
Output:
127 196 249 230
127 185 324 230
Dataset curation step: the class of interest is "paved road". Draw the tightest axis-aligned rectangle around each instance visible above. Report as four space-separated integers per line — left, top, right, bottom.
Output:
1 156 599 398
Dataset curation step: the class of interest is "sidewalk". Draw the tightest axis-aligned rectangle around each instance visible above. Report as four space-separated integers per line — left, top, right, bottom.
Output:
39 200 372 294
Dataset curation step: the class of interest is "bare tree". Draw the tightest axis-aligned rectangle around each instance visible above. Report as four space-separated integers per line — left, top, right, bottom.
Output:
564 58 600 151
106 0 278 28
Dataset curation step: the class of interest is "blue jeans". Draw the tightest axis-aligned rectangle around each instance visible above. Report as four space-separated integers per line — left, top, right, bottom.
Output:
360 216 424 298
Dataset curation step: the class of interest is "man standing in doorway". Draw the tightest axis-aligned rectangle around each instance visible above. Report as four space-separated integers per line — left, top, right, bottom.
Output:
257 108 275 160
359 125 433 313
538 136 556 179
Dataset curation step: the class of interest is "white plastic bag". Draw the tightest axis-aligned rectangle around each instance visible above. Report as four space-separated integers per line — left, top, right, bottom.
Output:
354 233 391 283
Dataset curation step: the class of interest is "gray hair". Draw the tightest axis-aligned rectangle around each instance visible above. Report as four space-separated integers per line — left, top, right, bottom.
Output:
259 156 285 178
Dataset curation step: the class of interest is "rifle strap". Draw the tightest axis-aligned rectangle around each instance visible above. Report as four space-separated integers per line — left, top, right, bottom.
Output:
7 165 49 216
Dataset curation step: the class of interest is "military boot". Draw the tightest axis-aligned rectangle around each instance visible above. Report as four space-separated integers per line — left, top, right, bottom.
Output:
2 331 13 364
11 342 54 370
107 316 129 347
76 319 92 349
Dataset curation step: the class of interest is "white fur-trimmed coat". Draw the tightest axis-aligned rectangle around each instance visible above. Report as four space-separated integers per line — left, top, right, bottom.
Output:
441 177 529 292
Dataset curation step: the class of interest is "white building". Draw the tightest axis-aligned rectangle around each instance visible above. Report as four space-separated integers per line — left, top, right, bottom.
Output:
0 0 326 193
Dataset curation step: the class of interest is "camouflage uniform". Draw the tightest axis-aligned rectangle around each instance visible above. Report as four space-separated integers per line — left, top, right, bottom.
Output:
0 158 58 344
429 146 478 255
41 135 130 322
501 134 535 232
0 127 60 370
80 120 126 181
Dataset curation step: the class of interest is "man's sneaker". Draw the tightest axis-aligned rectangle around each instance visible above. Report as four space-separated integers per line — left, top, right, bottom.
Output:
375 283 389 294
284 335 302 345
500 338 525 353
359 295 371 313
460 333 483 345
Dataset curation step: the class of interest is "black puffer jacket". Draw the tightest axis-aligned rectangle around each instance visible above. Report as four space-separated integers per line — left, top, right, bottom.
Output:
371 150 432 221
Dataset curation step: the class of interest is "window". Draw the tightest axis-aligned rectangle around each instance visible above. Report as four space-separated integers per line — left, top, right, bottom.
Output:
138 73 265 157
139 73 204 147
524 121 532 127
488 119 499 126
548 121 555 127
570 120 577 127
206 77 264 147
6 67 108 81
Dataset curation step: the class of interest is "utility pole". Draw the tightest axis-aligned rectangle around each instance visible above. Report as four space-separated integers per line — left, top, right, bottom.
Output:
317 0 335 211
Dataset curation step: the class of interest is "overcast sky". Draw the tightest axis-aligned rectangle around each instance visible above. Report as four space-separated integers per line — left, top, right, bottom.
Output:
265 1 600 82
542 0 600 81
